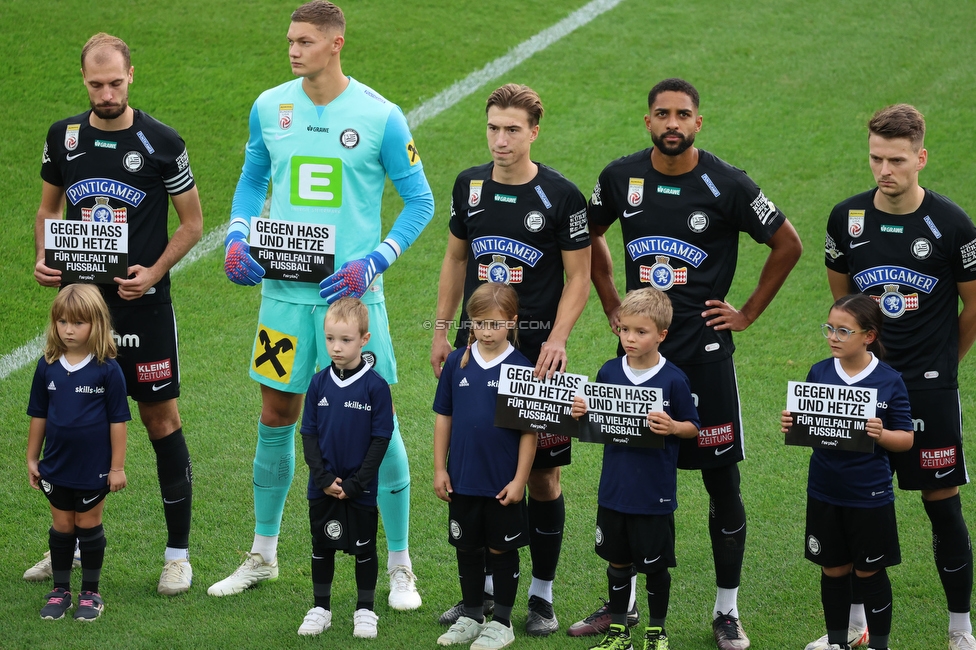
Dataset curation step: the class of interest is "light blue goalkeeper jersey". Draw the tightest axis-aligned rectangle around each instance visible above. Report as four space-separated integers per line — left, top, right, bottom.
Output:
232 77 429 305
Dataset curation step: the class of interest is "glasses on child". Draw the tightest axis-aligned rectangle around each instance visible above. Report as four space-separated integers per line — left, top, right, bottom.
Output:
820 324 867 342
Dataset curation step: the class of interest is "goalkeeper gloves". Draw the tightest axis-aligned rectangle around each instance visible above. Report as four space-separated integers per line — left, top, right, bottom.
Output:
224 230 265 286
319 250 390 303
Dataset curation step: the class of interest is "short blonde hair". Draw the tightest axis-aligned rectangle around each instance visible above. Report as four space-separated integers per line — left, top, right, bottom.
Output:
45 284 116 363
325 297 368 335
619 287 672 332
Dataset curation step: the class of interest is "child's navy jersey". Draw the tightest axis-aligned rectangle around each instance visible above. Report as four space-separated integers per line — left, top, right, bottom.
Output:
27 354 131 490
433 341 533 497
805 355 913 507
300 363 394 507
596 355 700 515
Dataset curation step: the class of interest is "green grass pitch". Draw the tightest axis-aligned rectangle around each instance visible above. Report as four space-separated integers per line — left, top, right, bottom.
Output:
1 0 975 648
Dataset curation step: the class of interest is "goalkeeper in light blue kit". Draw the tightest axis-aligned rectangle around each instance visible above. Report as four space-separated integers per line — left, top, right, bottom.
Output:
210 0 433 610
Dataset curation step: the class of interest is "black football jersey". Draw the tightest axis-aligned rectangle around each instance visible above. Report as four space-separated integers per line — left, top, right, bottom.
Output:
449 162 589 362
588 148 786 365
825 188 976 390
41 110 195 306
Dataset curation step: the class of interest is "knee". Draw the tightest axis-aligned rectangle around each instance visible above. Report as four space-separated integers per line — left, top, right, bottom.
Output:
822 564 853 578
139 400 182 440
527 468 561 500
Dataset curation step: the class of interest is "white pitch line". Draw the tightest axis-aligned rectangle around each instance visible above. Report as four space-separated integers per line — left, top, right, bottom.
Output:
0 0 623 381
405 0 624 129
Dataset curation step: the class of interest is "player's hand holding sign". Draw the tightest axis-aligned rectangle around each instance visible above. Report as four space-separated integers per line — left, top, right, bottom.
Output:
319 250 389 303
224 229 265 286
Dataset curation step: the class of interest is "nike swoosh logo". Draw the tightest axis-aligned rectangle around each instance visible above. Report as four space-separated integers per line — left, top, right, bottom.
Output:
355 539 371 546
865 555 884 563
715 445 735 456
152 382 172 392
274 133 291 140
82 495 100 505
643 555 661 565
467 209 485 217
504 533 521 542
622 209 643 218
391 485 408 494
163 497 186 504
612 584 628 590
550 447 570 457
66 152 87 161
849 240 871 249
871 603 891 613
936 469 956 479
534 528 561 536
721 523 745 535
944 564 968 573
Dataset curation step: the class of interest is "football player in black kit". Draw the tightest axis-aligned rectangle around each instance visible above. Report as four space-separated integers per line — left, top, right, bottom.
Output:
584 78 802 650
823 104 976 650
31 33 202 596
430 83 591 636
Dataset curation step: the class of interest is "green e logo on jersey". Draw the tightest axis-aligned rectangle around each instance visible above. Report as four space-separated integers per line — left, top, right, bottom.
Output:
290 156 343 207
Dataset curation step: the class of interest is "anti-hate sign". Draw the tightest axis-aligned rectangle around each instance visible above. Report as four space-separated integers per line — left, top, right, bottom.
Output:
494 364 586 441
785 381 877 453
45 219 128 284
250 217 335 283
578 381 664 448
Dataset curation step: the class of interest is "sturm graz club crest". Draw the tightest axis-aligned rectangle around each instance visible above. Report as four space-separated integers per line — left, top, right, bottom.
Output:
325 519 342 540
640 255 687 291
450 519 462 540
362 351 377 367
595 525 604 547
688 211 708 233
478 255 523 284
911 237 932 260
874 284 919 318
524 211 545 233
807 534 821 556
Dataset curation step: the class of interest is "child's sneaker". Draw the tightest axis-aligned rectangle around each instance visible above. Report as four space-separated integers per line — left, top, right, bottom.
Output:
950 630 976 650
39 588 72 620
712 611 750 649
353 608 379 639
298 606 331 636
157 558 193 595
642 626 669 650
73 591 104 621
805 627 869 650
589 623 634 650
471 620 516 650
24 549 83 581
437 616 486 645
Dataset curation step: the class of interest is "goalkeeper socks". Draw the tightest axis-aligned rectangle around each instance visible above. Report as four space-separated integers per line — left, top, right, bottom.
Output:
253 421 296 537
151 428 192 549
377 416 410 552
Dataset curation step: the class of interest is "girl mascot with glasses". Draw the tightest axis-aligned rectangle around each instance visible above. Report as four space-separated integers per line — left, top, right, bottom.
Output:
781 294 913 650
